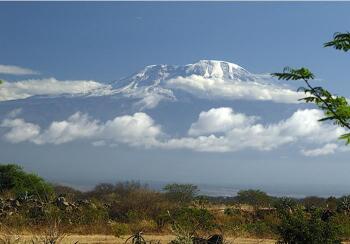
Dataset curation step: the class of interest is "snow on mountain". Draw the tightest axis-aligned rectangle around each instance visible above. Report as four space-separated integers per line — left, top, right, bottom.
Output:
111 60 302 109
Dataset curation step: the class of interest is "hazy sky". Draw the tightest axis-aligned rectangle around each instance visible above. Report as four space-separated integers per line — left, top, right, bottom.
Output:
1 2 350 195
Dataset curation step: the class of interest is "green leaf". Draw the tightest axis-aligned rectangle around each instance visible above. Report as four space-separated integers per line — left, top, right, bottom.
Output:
324 32 350 52
272 67 314 81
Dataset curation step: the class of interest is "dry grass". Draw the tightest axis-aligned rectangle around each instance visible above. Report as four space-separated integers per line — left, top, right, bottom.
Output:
4 234 350 244
0 234 277 244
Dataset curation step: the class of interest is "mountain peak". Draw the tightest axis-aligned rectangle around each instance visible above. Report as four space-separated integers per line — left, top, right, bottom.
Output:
183 60 247 79
113 60 250 90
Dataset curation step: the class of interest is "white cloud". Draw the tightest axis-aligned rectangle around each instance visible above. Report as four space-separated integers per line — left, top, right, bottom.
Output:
0 64 39 75
92 140 106 147
0 108 347 156
163 108 347 153
33 113 100 145
0 78 113 101
301 143 339 157
0 112 162 148
188 107 257 136
1 118 40 143
166 75 303 104
100 112 162 147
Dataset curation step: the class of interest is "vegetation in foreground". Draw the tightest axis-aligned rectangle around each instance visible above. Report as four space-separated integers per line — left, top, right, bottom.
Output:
1 164 350 244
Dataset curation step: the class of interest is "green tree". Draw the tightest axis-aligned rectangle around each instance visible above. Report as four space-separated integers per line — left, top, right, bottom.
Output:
235 189 272 208
273 32 350 144
163 183 198 204
0 164 53 199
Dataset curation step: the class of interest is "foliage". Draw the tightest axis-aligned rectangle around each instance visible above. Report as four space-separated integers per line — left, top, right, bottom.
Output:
301 196 327 210
272 32 350 144
324 32 350 52
5 165 350 241
86 181 147 202
109 188 169 222
336 195 350 214
110 222 131 237
163 183 198 204
0 164 53 199
168 207 215 236
235 189 272 208
53 184 82 201
276 206 341 244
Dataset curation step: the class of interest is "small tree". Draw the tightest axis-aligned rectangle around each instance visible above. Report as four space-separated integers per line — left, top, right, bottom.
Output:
235 189 272 208
163 183 198 204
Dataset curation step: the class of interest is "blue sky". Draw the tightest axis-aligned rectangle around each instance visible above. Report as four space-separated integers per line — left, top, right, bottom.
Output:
1 2 349 90
1 2 350 195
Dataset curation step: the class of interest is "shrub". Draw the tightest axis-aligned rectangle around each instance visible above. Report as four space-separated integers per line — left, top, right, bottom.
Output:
337 195 350 215
110 222 131 237
109 188 171 222
301 196 326 210
169 207 215 236
0 164 53 199
245 221 272 238
276 206 341 244
53 185 82 201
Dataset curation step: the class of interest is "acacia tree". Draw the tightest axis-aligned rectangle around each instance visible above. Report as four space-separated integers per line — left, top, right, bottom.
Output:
273 32 350 144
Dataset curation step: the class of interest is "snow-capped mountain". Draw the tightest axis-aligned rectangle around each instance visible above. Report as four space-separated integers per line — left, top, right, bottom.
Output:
107 60 300 109
113 60 253 90
0 60 303 126
1 59 343 159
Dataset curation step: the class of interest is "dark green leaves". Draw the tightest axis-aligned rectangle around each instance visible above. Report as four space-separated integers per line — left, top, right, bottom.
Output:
324 32 350 52
272 67 315 81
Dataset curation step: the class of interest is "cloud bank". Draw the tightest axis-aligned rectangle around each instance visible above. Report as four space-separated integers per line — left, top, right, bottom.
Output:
0 78 113 101
0 65 39 75
1 112 162 148
166 75 303 104
1 108 347 156
163 108 346 153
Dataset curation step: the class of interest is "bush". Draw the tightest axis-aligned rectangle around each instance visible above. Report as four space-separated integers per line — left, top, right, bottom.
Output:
110 222 131 237
169 207 215 235
276 206 341 244
109 188 172 222
0 164 53 199
53 185 82 201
